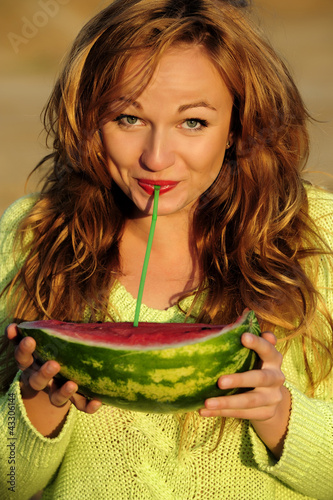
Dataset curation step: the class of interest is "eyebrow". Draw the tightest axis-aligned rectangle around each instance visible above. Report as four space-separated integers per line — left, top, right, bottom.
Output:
178 101 217 113
130 100 217 113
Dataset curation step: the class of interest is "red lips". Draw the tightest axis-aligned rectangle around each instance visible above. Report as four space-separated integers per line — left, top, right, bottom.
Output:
137 179 178 195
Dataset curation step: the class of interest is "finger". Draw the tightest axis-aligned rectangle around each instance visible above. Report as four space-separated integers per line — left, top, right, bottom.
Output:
69 392 102 414
241 333 282 365
205 384 283 411
261 331 277 346
49 383 102 413
15 337 36 370
6 324 19 341
200 405 277 420
49 380 79 406
85 399 103 414
218 368 285 392
27 360 61 391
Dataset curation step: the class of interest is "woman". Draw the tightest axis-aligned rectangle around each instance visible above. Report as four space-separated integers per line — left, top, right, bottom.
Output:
1 0 333 498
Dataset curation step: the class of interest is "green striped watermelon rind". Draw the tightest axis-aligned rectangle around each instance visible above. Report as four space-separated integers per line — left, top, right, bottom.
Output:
18 310 261 413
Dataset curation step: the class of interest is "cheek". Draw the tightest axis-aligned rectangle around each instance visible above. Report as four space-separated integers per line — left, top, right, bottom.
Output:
103 136 137 180
195 148 226 194
194 141 226 180
104 142 125 167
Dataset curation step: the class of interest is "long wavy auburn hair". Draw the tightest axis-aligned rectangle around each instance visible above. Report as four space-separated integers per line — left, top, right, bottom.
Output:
1 0 333 395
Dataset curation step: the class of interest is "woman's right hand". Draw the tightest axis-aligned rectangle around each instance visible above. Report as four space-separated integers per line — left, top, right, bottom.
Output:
6 324 102 436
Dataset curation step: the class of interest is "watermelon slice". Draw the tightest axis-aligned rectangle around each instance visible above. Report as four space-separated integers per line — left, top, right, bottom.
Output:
18 309 260 413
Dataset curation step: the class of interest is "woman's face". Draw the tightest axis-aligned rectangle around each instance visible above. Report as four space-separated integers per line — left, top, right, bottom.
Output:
101 45 233 218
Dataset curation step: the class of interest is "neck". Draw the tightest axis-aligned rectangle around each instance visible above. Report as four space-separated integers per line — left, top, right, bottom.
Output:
126 207 193 253
118 206 201 310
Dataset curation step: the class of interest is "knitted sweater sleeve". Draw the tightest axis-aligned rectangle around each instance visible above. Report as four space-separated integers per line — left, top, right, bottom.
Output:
250 187 333 499
0 196 77 499
0 375 77 500
249 382 333 499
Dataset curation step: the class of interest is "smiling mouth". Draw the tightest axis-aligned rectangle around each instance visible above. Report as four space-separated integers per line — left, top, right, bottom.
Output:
137 179 178 195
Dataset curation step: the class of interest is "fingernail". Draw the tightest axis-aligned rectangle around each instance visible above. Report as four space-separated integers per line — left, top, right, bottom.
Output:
65 384 76 394
23 337 34 349
220 377 231 389
242 333 253 344
45 364 55 375
199 409 210 418
206 399 219 409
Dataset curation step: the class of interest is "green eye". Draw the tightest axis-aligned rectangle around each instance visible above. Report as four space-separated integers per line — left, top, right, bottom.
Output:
114 114 143 128
125 116 138 125
185 119 199 128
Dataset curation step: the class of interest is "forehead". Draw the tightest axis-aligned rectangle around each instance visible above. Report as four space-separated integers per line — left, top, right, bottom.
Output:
121 44 233 109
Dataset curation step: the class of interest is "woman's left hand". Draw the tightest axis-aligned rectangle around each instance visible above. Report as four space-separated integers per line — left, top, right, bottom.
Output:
200 332 291 458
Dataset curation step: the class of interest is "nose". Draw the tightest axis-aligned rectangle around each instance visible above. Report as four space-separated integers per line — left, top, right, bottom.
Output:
140 129 175 172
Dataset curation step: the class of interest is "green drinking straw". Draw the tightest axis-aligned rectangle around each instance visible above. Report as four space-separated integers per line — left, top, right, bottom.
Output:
133 185 161 327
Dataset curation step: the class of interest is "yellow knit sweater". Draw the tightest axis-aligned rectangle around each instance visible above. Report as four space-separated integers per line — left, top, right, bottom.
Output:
1 187 333 499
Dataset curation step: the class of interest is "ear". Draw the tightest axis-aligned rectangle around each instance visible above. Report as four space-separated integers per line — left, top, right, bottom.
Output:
226 132 234 149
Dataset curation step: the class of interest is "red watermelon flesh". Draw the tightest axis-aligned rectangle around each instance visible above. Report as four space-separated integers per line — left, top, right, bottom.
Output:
24 314 249 349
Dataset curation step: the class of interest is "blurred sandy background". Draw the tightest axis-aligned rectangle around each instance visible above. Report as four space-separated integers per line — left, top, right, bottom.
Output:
1 0 332 216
